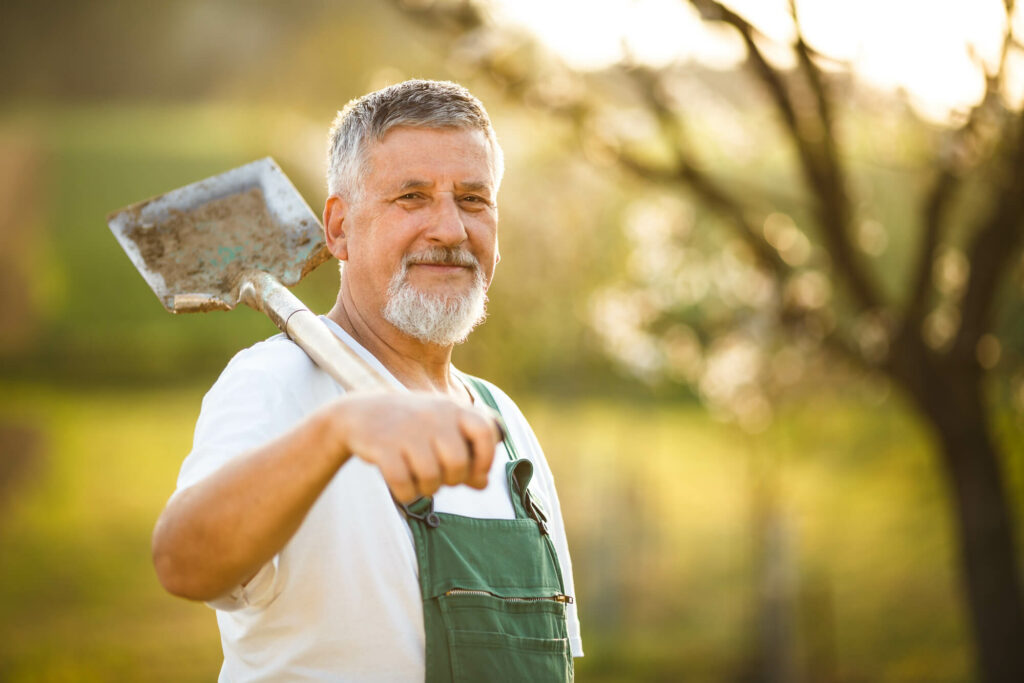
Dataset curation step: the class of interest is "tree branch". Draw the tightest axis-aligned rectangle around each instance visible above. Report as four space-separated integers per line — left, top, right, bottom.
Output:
952 113 1024 361
620 65 777 265
689 0 802 149
607 140 791 282
688 0 885 314
901 169 960 339
787 0 835 143
902 0 1019 352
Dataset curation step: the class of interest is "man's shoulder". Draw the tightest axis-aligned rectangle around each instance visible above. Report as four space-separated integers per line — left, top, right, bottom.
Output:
183 333 338 490
203 332 341 411
221 333 319 384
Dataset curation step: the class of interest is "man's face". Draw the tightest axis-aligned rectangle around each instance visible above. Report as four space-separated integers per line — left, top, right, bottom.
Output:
337 126 499 343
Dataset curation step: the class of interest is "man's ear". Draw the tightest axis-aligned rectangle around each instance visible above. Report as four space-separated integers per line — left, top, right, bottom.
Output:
323 195 350 262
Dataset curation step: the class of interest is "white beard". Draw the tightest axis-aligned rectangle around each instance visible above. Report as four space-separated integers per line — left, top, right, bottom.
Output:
382 247 488 346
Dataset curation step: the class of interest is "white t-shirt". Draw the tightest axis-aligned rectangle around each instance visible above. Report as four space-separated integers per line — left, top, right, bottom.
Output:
177 317 583 682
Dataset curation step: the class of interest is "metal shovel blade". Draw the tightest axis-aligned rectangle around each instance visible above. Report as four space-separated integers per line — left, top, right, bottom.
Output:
108 158 390 392
107 157 329 313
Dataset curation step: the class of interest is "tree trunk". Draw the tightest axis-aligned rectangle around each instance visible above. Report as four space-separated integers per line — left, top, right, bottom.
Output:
906 362 1024 683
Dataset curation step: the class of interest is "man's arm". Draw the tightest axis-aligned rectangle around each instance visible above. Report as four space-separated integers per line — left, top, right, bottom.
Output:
152 391 499 602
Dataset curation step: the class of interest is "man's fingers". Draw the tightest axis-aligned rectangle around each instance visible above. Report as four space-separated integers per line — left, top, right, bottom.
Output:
459 408 499 489
377 453 418 504
403 444 442 497
434 430 471 487
343 394 501 498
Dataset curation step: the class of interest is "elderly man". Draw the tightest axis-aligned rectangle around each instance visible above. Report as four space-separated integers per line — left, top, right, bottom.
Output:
152 80 582 681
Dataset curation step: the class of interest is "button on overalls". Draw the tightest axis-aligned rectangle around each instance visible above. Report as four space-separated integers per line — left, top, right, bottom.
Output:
402 374 574 682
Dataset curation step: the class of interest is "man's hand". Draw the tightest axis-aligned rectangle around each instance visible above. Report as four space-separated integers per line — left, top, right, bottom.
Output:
328 392 501 503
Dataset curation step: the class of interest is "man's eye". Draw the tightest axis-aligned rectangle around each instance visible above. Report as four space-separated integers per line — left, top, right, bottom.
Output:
399 193 421 200
460 195 488 205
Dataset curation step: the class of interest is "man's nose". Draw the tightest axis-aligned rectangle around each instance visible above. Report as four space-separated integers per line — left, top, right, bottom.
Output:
425 193 468 245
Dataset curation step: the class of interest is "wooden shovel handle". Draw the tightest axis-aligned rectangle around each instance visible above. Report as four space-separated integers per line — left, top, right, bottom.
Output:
238 270 392 393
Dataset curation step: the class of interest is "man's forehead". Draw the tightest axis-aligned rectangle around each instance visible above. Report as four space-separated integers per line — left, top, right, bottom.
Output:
364 127 496 190
370 126 491 161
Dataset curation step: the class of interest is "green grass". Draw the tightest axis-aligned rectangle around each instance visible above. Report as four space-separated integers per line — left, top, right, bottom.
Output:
0 383 1001 681
0 383 222 682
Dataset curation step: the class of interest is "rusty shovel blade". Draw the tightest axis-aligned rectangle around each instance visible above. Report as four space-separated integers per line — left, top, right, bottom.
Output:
107 158 391 393
107 157 329 313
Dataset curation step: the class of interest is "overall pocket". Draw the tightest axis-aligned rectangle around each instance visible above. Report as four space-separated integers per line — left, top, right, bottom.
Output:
449 629 571 683
438 590 573 682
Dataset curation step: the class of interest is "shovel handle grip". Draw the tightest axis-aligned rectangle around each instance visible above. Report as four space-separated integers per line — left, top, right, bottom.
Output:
239 270 392 393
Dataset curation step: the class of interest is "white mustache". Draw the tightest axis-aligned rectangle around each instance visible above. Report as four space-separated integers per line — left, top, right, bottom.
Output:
403 247 479 270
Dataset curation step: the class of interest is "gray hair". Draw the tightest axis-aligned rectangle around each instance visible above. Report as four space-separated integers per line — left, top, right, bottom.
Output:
326 79 504 202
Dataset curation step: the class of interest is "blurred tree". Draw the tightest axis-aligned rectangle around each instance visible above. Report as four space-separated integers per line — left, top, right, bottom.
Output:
392 0 1024 681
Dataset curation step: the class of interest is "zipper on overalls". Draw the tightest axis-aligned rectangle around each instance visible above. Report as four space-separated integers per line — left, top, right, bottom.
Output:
444 588 574 604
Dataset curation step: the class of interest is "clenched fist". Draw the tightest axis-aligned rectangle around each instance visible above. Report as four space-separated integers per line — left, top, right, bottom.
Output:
326 392 502 503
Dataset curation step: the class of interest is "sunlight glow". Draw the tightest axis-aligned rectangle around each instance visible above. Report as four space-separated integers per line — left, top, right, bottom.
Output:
488 0 1024 122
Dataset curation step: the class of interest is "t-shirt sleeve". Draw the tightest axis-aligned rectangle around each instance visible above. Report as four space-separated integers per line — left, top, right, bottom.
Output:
485 383 585 658
176 339 319 611
179 343 306 490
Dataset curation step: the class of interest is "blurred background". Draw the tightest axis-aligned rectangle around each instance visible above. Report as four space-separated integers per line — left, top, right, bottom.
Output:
1 0 1023 681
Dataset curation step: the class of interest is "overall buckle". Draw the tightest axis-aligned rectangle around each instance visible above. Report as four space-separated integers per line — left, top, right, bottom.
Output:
402 497 441 528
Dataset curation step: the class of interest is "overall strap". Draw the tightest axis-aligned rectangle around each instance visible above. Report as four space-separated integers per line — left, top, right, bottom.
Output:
457 371 551 533
458 372 520 462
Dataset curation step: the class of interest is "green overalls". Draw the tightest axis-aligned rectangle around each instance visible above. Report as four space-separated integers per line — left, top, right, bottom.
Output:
402 374 575 682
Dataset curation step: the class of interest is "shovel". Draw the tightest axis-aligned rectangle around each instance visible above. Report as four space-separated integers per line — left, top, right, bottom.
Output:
107 158 390 392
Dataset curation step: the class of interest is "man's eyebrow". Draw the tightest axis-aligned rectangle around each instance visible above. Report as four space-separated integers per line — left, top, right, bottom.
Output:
395 179 494 194
455 181 493 194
